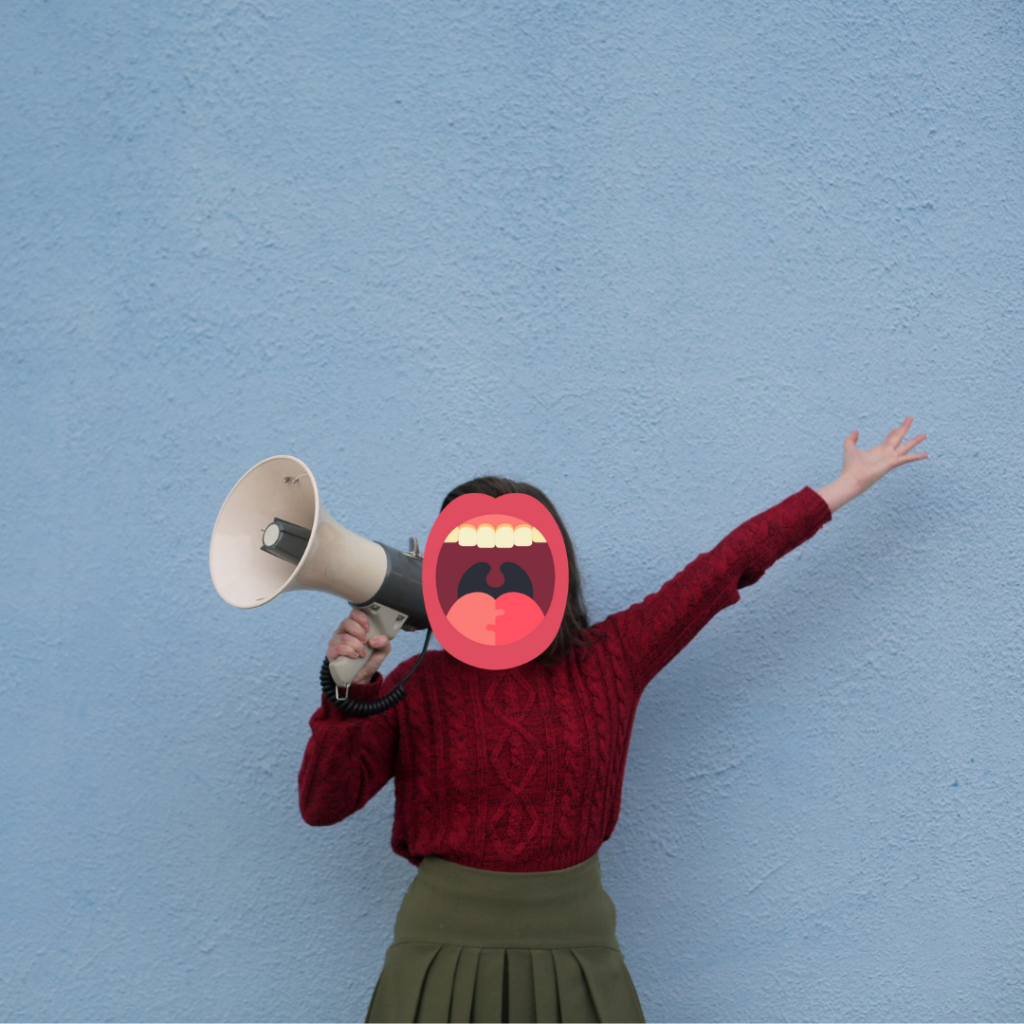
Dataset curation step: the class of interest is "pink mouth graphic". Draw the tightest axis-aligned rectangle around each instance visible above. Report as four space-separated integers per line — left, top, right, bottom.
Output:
423 494 569 671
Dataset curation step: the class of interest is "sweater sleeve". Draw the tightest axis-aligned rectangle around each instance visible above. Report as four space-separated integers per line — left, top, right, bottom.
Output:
297 664 401 826
592 486 832 699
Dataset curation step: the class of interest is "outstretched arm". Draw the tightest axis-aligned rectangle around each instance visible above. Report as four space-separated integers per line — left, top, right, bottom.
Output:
593 417 928 699
594 487 832 699
816 416 928 513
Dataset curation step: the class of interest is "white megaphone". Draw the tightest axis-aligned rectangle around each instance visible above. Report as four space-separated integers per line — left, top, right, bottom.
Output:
209 456 428 690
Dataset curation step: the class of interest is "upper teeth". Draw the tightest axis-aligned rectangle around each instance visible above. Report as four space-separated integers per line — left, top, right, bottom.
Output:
444 524 547 547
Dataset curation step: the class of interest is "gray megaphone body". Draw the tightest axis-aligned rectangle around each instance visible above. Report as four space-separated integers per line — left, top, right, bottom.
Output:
209 456 428 690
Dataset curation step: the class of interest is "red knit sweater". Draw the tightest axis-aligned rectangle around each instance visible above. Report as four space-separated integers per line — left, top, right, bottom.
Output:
298 487 831 872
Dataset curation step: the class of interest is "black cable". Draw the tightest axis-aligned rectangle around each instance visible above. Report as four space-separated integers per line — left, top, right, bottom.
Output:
321 628 432 717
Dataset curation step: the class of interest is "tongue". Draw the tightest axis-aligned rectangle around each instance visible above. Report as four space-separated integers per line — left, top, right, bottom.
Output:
446 591 545 646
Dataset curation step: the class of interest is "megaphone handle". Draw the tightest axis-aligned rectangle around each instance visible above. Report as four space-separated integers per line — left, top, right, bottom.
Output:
328 602 409 690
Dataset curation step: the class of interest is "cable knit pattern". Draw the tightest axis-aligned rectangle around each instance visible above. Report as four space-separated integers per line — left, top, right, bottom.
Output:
298 487 831 872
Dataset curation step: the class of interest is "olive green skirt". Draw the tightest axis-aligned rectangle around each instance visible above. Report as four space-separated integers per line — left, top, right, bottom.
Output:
365 854 645 1023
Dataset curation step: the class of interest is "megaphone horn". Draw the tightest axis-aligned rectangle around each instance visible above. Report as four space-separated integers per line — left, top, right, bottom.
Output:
210 456 429 700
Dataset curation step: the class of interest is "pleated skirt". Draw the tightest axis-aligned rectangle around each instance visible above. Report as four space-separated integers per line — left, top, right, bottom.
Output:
365 853 645 1023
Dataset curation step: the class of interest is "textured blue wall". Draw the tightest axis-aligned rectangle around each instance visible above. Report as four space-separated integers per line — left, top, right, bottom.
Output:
2 2 1022 1021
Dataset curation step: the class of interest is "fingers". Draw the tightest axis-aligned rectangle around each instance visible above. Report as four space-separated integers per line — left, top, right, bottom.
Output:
335 610 371 642
328 638 364 660
329 609 372 660
342 636 391 686
895 427 927 468
332 636 366 658
897 432 927 455
347 609 371 635
887 416 914 447
328 607 392 665
329 634 390 660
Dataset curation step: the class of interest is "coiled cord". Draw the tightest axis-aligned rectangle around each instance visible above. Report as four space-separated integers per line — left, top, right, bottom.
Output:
320 628 433 717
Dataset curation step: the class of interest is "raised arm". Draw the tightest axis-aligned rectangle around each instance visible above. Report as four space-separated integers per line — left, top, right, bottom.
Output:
594 486 832 698
594 417 927 699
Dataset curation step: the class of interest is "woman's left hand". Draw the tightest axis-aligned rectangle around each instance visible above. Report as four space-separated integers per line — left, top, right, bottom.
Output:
817 416 928 512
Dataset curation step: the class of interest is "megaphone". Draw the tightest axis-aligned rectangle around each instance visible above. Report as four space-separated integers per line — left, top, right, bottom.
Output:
210 456 429 705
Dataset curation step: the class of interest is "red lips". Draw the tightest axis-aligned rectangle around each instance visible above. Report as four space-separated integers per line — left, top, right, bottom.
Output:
423 493 569 670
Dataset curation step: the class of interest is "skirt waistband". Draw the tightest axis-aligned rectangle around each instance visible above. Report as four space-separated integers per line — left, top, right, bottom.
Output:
392 854 621 951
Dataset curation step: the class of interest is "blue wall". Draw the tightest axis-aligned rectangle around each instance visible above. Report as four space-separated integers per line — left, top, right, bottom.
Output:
2 2 1022 1021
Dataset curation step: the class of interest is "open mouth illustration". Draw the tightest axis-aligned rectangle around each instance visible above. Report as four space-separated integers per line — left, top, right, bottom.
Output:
422 493 569 671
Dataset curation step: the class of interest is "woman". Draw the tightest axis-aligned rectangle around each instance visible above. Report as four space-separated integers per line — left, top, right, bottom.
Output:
299 418 927 1023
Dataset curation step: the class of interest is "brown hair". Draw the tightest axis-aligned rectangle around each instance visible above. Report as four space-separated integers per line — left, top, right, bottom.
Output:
440 476 601 666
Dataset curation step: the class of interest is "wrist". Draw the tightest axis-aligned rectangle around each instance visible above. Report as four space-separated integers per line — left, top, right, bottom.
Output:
815 473 862 513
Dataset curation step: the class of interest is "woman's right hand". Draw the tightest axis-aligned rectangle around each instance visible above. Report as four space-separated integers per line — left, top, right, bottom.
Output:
326 608 392 685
